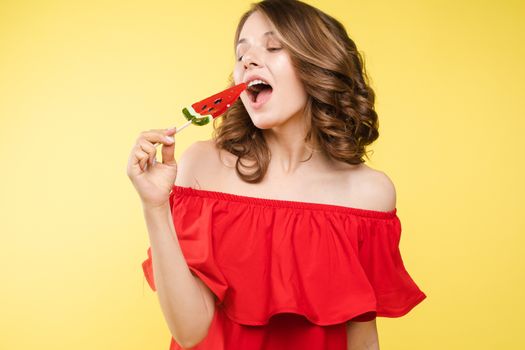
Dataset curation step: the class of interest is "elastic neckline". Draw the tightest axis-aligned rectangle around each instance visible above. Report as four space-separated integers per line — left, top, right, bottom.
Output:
172 185 397 219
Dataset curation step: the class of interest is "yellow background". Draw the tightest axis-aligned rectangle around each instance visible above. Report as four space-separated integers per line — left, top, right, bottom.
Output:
1 0 523 349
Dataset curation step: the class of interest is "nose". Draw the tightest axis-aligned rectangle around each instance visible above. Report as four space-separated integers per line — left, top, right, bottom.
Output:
241 47 262 69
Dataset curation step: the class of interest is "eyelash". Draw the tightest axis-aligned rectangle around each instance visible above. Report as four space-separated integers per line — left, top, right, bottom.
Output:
237 47 282 61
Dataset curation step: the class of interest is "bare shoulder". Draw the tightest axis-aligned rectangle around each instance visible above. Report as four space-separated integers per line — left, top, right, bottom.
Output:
174 140 215 188
174 139 228 189
350 164 397 212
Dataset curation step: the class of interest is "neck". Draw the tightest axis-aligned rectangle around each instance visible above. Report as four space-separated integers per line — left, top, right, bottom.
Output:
262 120 324 176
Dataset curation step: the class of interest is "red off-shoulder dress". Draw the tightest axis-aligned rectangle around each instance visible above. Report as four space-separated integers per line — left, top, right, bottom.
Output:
142 185 426 350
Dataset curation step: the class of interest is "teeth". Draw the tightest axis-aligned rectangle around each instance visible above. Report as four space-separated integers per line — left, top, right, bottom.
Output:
248 79 270 87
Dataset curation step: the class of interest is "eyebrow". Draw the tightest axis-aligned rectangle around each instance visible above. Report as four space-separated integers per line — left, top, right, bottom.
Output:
237 31 276 46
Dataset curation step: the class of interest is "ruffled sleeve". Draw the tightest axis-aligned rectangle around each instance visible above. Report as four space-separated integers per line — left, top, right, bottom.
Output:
351 214 427 322
141 187 229 305
142 246 156 291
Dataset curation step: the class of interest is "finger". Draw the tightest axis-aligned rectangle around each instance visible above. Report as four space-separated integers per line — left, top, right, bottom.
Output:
134 149 149 172
138 139 156 166
161 135 176 166
138 130 175 147
130 145 143 168
165 127 177 136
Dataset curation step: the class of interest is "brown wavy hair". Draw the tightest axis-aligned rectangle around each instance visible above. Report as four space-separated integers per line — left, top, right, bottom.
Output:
212 0 379 184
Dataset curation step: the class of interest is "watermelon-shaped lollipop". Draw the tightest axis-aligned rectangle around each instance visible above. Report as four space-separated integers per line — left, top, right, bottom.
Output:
179 82 247 129
153 82 246 148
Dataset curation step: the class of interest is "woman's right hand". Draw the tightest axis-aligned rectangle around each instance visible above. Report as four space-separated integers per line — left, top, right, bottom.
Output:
126 127 178 209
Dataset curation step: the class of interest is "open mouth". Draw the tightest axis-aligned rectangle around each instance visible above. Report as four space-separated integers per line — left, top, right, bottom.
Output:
247 80 273 105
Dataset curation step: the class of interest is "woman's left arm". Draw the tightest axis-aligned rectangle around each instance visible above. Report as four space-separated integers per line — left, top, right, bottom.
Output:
346 319 380 350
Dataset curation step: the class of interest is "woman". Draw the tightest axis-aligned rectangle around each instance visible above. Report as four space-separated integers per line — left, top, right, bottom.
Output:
127 1 426 349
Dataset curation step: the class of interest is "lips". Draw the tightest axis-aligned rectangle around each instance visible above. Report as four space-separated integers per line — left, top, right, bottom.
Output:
244 74 272 87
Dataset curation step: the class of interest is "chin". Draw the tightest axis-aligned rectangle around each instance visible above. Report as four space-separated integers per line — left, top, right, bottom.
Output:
249 116 274 130
253 121 278 130
248 112 284 130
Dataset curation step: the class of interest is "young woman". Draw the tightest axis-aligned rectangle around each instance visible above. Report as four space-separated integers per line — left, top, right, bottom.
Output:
127 1 426 349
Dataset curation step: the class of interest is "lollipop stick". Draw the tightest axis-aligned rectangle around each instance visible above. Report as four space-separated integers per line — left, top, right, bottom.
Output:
175 119 193 133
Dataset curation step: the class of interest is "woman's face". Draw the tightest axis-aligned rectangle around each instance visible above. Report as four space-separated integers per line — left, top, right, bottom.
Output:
233 11 308 130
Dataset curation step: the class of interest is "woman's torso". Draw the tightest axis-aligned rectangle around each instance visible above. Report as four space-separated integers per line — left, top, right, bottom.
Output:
169 139 387 348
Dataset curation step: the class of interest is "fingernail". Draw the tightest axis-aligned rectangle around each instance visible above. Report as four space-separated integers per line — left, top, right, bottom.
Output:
165 136 174 143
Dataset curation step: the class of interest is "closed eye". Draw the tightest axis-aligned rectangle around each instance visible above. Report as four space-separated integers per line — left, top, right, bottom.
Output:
237 47 282 61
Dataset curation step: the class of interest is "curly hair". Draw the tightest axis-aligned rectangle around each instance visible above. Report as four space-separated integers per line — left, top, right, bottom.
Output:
212 0 379 184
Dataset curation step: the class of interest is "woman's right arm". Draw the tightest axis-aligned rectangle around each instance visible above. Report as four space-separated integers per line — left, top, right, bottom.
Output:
127 129 215 348
143 202 214 349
